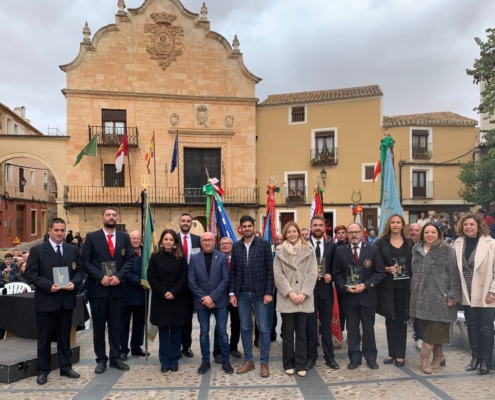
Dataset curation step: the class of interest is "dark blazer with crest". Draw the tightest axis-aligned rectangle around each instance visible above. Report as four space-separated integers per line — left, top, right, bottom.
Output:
188 250 230 310
25 241 85 312
332 242 386 307
81 229 134 299
309 238 337 300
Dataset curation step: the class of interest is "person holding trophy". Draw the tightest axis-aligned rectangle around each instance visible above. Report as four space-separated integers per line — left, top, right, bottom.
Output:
333 223 386 370
375 215 414 367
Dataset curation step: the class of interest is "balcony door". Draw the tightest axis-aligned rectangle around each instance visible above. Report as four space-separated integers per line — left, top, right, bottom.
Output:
184 148 221 203
412 171 427 198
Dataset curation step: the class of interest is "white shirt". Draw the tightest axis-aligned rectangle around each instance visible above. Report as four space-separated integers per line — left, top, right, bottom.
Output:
49 238 63 256
180 232 192 263
102 228 116 248
244 241 252 265
351 241 362 259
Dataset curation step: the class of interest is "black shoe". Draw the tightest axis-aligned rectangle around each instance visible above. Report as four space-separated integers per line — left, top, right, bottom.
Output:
466 358 480 372
131 350 150 357
253 339 259 348
367 361 379 370
170 366 179 372
182 348 194 358
270 335 277 342
36 375 47 385
230 350 242 358
110 360 130 371
383 357 394 365
95 362 106 374
60 369 80 379
305 360 317 370
479 362 490 375
197 361 211 374
214 355 222 365
161 367 170 373
120 354 128 361
395 359 405 368
347 362 362 370
326 358 340 370
222 361 234 374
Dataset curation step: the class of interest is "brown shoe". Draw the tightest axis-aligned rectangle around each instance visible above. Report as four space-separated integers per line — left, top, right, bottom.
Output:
260 363 270 378
236 361 255 374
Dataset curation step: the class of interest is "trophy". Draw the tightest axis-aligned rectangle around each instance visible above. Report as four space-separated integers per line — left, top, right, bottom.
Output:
102 261 117 277
345 265 362 286
317 257 326 279
53 266 70 287
392 257 409 280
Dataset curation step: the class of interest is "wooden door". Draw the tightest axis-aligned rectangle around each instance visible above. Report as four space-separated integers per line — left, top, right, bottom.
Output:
280 212 295 232
184 148 221 203
16 206 24 241
412 171 427 198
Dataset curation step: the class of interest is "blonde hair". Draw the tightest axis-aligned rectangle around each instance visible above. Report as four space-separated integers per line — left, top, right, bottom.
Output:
281 221 310 247
379 214 410 238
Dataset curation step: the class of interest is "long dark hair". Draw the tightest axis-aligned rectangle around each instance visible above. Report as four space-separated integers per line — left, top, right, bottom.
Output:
154 229 183 259
420 222 445 248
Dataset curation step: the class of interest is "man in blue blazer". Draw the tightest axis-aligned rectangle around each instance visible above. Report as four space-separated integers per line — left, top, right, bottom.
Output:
188 232 233 375
82 207 134 374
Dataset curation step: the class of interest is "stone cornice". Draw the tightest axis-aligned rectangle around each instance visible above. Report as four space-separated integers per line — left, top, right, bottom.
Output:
168 129 235 136
0 135 70 140
61 89 259 105
128 0 196 20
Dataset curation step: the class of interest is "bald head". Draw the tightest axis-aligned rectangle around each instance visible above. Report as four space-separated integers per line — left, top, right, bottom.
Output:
408 223 421 243
200 232 216 253
129 230 142 250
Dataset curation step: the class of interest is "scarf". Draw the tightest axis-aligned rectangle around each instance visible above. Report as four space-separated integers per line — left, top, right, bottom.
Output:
282 239 301 261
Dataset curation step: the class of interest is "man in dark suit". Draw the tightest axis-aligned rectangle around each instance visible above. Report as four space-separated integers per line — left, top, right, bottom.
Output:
24 218 85 385
189 232 234 375
0 253 15 284
306 215 340 371
333 223 386 370
229 215 274 378
120 231 148 360
82 207 134 374
177 212 201 358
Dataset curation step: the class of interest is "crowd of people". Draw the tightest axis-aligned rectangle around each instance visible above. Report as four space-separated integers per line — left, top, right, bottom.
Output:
0 207 493 385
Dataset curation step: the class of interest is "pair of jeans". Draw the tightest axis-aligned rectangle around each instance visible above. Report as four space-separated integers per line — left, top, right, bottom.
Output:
413 317 423 341
158 326 181 369
197 307 229 363
237 291 271 364
213 304 240 357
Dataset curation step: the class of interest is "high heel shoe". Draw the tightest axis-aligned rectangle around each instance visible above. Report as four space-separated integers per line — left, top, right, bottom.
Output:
395 359 405 368
466 358 480 372
383 358 394 365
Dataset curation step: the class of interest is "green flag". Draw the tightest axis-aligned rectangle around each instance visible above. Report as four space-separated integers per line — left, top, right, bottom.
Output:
141 191 155 289
73 136 98 166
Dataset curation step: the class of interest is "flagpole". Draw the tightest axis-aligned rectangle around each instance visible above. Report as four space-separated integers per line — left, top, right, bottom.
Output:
127 131 132 201
153 132 157 220
141 189 149 362
176 130 180 204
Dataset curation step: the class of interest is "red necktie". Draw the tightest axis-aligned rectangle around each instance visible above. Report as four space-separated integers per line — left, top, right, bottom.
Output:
135 250 140 257
353 246 359 265
183 235 188 261
228 257 231 271
108 234 115 258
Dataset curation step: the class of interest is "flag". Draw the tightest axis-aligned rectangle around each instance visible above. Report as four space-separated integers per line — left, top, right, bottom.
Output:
73 135 97 166
115 133 128 173
140 191 155 289
170 132 178 173
145 133 155 174
377 136 403 233
262 184 279 248
309 187 324 222
203 178 237 242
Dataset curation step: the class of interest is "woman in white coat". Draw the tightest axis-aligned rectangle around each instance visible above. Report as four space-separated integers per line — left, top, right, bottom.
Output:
273 221 317 377
454 213 495 375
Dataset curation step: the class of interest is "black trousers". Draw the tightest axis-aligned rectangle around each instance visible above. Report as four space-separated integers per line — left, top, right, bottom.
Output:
36 307 73 375
385 288 408 359
89 295 122 364
120 304 145 356
337 291 346 331
181 288 194 349
344 304 377 364
281 312 308 371
307 296 335 362
464 305 495 365
213 304 240 356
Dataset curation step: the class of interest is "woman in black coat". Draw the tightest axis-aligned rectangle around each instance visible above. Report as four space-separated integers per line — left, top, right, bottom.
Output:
148 229 188 373
375 214 413 367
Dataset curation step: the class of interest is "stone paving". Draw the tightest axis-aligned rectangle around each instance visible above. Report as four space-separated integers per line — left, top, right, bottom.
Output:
0 316 493 399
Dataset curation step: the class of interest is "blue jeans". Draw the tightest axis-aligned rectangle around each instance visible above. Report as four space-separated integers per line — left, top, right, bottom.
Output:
413 318 423 341
197 307 229 363
237 291 271 364
158 326 181 369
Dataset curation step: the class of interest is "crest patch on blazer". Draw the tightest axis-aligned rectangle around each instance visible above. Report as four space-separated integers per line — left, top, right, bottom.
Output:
364 259 372 268
72 262 77 270
121 248 125 256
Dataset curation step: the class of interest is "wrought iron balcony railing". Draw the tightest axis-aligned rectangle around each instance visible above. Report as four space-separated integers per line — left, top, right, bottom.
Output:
285 187 306 204
411 181 433 199
412 143 432 160
310 148 338 167
88 126 139 147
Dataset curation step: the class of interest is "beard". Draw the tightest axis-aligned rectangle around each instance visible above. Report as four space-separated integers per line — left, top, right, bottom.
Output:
103 220 116 229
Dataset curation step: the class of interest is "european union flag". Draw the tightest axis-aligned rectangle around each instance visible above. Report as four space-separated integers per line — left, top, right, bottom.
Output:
378 146 403 233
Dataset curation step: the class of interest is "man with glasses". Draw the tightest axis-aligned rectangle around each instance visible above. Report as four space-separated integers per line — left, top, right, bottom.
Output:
333 223 385 370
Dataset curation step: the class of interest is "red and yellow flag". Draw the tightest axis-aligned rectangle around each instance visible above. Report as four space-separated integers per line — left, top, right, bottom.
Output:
145 133 155 174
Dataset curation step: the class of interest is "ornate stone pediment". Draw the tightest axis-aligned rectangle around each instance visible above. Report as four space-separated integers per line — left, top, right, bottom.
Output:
144 12 184 71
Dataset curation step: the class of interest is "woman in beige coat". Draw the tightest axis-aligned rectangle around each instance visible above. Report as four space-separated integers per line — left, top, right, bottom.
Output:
454 213 495 375
273 221 317 377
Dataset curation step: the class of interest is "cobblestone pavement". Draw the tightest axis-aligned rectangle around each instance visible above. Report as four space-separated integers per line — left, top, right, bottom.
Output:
0 316 493 399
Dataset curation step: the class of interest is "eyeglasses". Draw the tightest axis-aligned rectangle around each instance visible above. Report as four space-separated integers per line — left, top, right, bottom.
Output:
220 242 232 246
347 231 361 235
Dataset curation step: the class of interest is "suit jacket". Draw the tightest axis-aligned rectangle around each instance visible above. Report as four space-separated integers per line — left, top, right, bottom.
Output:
332 242 386 307
122 247 145 306
229 235 274 300
24 241 85 312
188 250 230 310
81 229 134 299
309 238 337 300
178 233 201 261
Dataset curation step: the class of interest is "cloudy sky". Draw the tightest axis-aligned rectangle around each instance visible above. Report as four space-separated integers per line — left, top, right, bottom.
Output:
0 0 493 133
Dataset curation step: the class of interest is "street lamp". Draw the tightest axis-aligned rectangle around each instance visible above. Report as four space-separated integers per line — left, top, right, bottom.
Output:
20 177 27 187
320 169 327 187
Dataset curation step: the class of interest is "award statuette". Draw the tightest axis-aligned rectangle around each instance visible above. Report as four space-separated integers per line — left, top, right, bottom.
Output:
391 257 409 280
53 266 70 288
345 265 362 286
317 257 326 279
102 261 117 277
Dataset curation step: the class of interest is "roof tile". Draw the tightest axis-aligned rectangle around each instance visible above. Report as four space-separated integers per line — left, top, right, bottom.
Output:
383 112 477 127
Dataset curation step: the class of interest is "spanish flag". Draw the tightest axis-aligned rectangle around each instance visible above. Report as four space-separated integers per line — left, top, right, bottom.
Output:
115 133 128 173
145 133 155 174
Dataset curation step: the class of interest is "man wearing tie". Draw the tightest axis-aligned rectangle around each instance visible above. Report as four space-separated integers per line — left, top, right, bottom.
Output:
177 213 201 358
306 215 340 371
25 218 85 385
333 223 386 370
82 207 134 374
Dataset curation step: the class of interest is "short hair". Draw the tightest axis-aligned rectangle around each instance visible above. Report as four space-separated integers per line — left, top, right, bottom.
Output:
456 212 490 238
49 218 66 229
21 252 27 255
4 253 13 259
281 221 310 247
102 207 117 216
420 222 445 247
334 225 347 233
310 215 325 224
155 229 183 259
300 228 310 233
240 215 255 225
220 237 233 244
180 213 192 219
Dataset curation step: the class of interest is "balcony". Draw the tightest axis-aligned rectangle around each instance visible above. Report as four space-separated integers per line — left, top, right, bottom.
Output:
412 181 433 199
88 126 139 147
412 143 432 160
64 186 259 206
285 187 306 204
310 148 338 167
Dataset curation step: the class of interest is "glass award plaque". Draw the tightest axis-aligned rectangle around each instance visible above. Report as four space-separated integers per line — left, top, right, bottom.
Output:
102 261 117 277
317 256 326 278
53 266 70 288
345 265 362 286
392 257 409 280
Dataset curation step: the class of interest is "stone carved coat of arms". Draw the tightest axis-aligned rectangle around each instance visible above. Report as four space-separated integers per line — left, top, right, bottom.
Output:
144 12 184 71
